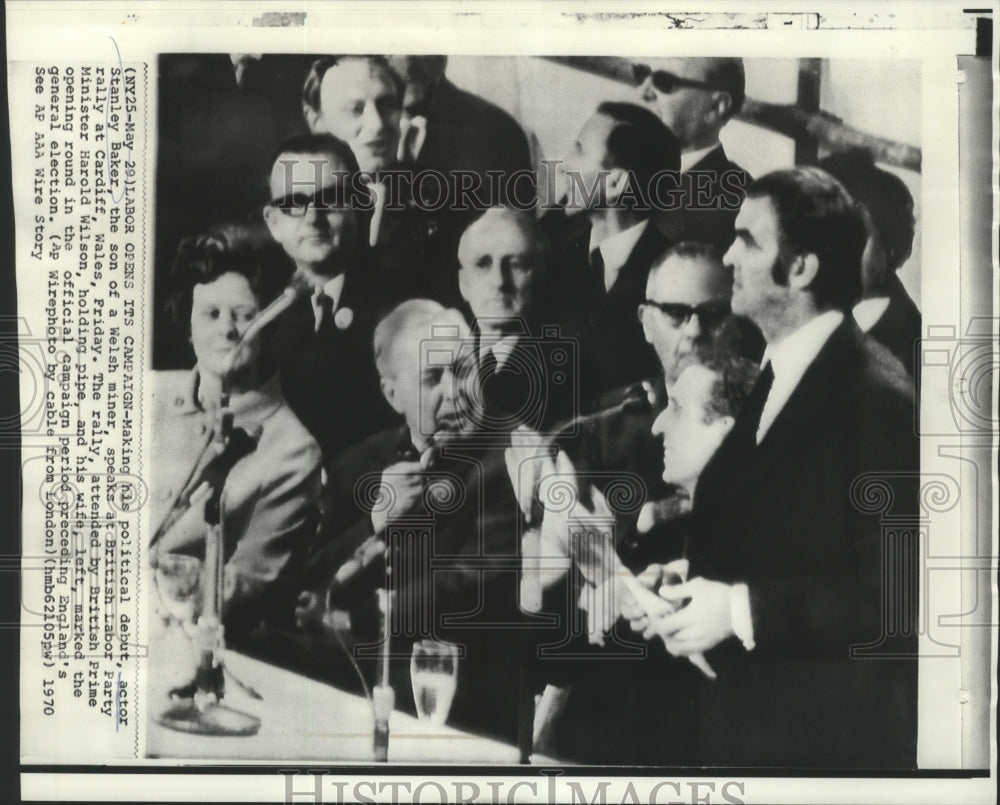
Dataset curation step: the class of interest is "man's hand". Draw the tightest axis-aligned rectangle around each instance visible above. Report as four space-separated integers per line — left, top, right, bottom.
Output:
647 577 735 656
504 426 548 525
370 459 424 535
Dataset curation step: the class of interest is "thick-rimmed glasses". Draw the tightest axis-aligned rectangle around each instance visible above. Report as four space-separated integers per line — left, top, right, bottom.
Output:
639 299 730 329
268 187 355 217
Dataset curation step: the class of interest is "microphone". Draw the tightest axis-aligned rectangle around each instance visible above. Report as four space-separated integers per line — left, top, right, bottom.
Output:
549 381 655 509
220 277 312 377
151 426 260 547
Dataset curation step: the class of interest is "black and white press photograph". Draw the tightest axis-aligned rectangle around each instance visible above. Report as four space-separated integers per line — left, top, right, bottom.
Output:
138 48 949 770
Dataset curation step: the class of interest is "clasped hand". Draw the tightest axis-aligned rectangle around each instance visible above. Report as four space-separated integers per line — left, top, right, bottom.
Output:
627 575 735 656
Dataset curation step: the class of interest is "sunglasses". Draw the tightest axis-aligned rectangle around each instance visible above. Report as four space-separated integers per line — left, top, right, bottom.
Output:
633 64 717 95
268 186 357 217
641 299 730 329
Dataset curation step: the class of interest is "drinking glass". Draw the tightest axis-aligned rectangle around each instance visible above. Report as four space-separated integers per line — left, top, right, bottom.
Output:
410 640 459 726
154 553 203 632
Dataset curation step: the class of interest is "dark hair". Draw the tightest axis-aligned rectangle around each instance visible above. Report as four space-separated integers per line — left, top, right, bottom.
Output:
702 58 746 119
265 131 362 189
658 240 722 265
169 224 286 329
302 55 403 119
818 148 915 274
596 101 681 217
747 167 867 311
698 350 760 422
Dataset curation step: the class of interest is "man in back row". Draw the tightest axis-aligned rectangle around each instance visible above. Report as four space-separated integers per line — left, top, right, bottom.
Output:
636 56 751 252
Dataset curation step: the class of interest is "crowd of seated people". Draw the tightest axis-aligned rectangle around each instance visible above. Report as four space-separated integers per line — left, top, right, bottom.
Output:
151 55 921 768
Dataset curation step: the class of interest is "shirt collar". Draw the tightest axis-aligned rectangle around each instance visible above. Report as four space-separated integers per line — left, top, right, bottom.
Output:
589 219 648 291
761 309 844 382
680 142 721 174
852 296 891 333
316 274 344 309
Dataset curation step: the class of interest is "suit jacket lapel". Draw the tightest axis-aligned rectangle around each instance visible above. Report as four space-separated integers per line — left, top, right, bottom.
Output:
733 321 859 499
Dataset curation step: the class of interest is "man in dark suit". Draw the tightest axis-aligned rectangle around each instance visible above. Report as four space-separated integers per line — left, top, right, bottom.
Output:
820 148 920 384
635 57 751 252
547 102 680 404
301 55 460 306
261 132 400 456
638 167 919 768
387 56 535 212
454 207 576 434
301 300 538 745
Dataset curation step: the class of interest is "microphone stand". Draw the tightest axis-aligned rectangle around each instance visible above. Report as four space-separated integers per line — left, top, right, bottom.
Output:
156 316 275 737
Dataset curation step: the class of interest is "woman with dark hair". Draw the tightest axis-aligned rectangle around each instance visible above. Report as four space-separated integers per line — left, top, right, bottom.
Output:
151 226 321 638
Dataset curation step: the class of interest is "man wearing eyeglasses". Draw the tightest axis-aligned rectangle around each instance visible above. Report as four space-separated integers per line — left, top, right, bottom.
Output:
536 242 759 763
634 58 751 253
261 132 401 457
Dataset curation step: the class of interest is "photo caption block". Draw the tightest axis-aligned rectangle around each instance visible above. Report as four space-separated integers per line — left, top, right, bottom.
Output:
14 60 148 761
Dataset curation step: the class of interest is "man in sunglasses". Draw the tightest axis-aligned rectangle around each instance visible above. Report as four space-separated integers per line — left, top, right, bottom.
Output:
635 58 751 252
537 242 759 763
559 241 759 568
261 132 402 457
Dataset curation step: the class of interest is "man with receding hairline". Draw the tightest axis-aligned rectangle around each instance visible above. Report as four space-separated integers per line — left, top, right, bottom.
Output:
635 57 752 251
302 55 461 306
299 298 534 745
456 207 575 432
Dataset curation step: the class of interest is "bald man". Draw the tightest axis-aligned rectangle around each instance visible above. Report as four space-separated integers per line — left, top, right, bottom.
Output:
456 207 575 433
299 299 535 745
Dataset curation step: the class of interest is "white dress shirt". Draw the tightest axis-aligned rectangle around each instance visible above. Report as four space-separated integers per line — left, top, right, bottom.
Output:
729 309 844 652
756 310 844 444
852 296 891 333
589 219 648 293
311 273 345 331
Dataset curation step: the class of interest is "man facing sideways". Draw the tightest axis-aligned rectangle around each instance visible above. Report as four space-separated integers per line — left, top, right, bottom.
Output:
639 167 918 768
557 241 758 569
819 148 921 385
548 101 680 403
549 351 760 766
635 57 751 252
301 55 460 306
261 132 399 456
299 300 535 745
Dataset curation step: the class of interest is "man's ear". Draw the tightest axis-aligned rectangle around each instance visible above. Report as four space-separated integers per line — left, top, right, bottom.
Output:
788 253 820 291
714 414 735 435
262 204 281 239
637 304 655 345
380 376 403 414
708 91 733 125
604 167 629 205
303 103 322 133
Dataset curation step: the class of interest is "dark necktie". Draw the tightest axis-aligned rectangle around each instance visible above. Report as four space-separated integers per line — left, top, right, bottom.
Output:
316 293 335 333
481 347 498 380
589 249 605 296
738 361 775 446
